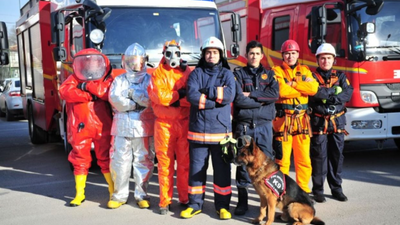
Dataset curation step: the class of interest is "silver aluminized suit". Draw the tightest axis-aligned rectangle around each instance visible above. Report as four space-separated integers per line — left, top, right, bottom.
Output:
108 46 155 204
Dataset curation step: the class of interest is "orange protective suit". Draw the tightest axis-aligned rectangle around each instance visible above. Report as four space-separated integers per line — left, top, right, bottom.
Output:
59 49 113 175
148 57 191 208
272 62 318 193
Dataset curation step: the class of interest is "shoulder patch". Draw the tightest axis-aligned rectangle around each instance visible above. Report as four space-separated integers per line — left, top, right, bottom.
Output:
261 73 268 80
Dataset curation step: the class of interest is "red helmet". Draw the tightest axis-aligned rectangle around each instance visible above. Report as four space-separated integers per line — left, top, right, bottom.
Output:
281 40 300 53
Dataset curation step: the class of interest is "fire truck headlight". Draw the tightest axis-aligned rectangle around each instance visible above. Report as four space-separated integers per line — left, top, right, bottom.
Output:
351 120 382 129
360 91 378 104
90 29 104 44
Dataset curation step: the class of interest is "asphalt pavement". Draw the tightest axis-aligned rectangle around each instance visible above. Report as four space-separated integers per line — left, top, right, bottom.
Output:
0 118 400 225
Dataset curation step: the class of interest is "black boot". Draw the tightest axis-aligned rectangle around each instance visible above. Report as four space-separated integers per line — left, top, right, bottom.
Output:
234 188 248 215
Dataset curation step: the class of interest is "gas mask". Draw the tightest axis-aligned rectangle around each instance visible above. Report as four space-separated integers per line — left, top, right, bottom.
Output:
164 45 181 68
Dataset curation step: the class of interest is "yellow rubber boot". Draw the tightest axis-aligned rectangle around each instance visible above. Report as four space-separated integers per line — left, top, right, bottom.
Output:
70 175 87 207
103 173 114 200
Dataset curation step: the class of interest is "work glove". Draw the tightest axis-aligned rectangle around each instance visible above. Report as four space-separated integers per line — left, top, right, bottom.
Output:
220 136 237 164
134 103 146 112
334 86 342 95
170 100 180 107
77 82 87 91
199 88 209 95
178 88 186 99
322 99 327 104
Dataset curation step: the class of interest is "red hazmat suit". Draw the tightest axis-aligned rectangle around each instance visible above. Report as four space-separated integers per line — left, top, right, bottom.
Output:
59 48 113 175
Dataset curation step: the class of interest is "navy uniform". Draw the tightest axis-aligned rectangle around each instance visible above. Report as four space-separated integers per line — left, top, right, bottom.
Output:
233 64 279 213
309 67 353 200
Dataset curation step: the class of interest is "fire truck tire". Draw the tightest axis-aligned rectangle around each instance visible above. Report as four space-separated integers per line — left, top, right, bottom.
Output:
393 138 400 150
28 104 48 144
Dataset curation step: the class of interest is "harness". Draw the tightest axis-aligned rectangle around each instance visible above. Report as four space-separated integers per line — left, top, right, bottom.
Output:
274 65 313 141
313 70 349 135
275 104 313 141
264 170 286 199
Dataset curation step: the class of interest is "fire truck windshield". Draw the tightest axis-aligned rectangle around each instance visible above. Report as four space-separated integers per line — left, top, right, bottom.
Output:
100 7 222 67
349 0 400 61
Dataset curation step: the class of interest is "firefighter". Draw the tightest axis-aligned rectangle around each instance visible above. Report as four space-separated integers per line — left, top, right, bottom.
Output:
147 40 191 215
309 43 353 203
107 43 155 209
180 37 235 220
272 40 319 193
232 40 279 215
59 48 114 207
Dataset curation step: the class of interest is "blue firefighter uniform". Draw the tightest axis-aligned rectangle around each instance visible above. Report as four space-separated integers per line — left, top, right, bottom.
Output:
309 68 353 197
186 62 236 212
233 65 279 188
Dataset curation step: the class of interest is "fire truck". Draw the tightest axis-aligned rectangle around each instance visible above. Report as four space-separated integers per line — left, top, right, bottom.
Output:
217 0 400 149
14 0 240 154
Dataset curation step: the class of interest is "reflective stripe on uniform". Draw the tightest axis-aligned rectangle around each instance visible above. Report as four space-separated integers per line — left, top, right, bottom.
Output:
213 184 232 195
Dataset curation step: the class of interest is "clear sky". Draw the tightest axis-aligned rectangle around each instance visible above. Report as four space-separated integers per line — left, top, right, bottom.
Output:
0 0 29 28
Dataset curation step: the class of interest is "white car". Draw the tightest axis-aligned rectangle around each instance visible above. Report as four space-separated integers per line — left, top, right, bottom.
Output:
0 78 24 121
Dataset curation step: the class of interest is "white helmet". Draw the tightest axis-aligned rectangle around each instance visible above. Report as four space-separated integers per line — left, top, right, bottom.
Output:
316 43 336 57
200 36 224 51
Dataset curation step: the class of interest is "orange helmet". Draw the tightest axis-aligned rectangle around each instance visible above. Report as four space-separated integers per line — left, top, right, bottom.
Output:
281 40 300 53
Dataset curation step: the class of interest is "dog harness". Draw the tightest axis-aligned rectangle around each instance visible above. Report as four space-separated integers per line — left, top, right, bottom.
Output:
312 70 349 135
264 170 286 199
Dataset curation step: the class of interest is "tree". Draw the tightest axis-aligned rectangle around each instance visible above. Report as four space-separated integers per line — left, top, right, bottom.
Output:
8 25 17 47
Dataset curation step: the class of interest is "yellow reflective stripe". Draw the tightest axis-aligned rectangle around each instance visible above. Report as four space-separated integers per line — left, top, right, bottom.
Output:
199 94 206 109
216 87 224 104
188 185 205 195
188 131 232 142
213 184 232 195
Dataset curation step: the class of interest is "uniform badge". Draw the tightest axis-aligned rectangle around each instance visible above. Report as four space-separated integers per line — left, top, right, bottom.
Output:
261 73 268 80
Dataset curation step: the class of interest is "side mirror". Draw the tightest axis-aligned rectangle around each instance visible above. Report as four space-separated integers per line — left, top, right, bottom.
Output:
366 0 384 15
230 12 241 43
51 11 67 61
0 21 9 50
310 6 327 52
0 21 9 65
0 51 9 65
230 44 239 58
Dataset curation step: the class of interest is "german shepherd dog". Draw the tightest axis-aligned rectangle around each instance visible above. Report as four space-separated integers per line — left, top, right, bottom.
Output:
234 135 324 225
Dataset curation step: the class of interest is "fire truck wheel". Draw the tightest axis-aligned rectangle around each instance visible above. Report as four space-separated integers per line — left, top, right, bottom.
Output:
394 138 400 150
27 103 48 144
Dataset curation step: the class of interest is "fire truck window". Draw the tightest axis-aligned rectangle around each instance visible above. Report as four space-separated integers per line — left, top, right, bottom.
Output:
272 16 290 51
31 23 44 99
71 17 84 57
23 30 33 88
17 34 26 92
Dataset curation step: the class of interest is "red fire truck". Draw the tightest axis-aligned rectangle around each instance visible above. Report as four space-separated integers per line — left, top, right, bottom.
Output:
218 0 400 149
14 0 240 154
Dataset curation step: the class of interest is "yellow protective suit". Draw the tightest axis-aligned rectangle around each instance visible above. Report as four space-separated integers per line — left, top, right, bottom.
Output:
148 58 191 208
272 62 319 193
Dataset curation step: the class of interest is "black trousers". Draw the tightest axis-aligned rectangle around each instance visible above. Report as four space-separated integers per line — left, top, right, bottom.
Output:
310 132 345 195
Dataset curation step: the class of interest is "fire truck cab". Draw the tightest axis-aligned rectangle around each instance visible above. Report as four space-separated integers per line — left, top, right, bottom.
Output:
15 0 240 154
218 0 400 149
